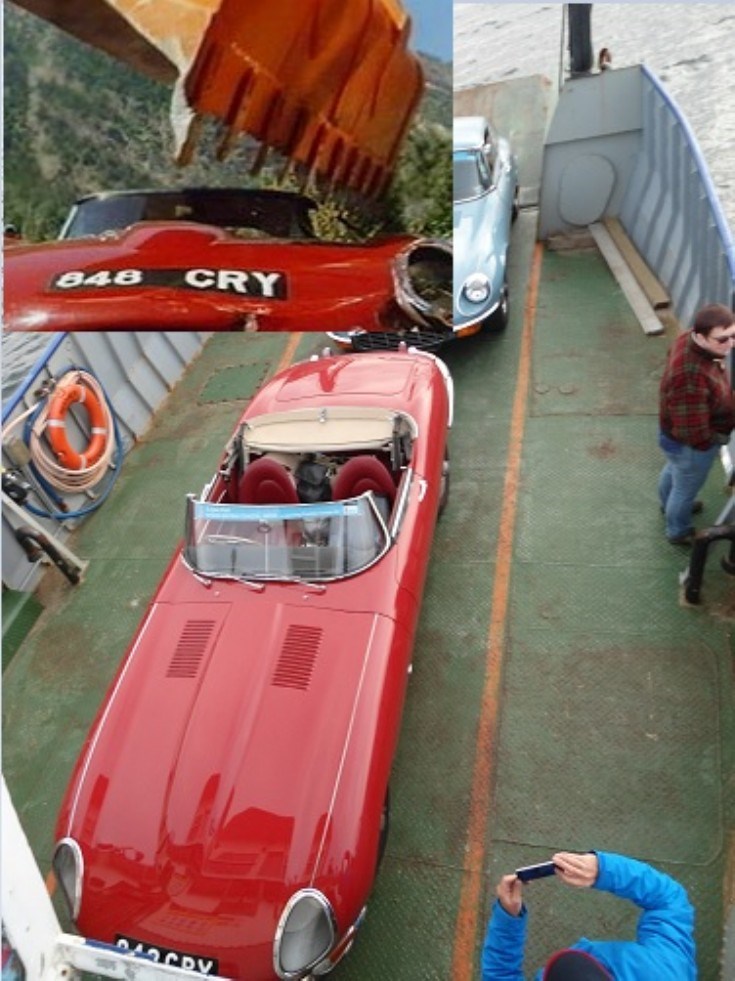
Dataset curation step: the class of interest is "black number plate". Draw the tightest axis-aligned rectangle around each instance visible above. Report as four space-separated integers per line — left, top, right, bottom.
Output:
115 935 219 975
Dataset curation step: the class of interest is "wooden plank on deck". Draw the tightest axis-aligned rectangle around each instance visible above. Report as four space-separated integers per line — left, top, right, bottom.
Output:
589 222 665 335
602 216 670 310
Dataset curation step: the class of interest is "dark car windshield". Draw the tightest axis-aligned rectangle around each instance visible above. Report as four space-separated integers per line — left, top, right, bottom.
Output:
453 150 492 203
60 190 318 241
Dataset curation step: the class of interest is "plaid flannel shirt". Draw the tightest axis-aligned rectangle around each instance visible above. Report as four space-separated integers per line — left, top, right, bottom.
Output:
659 331 734 450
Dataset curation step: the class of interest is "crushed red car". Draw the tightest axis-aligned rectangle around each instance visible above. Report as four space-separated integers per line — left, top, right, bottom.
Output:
5 188 452 346
53 347 452 980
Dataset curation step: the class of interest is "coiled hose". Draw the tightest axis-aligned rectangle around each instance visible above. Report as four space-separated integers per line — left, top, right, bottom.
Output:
3 367 123 520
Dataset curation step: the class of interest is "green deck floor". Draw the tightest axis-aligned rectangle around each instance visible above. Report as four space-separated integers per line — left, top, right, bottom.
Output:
3 213 734 979
487 247 734 981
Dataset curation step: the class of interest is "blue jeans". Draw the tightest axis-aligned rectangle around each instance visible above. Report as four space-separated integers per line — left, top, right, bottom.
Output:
658 432 719 538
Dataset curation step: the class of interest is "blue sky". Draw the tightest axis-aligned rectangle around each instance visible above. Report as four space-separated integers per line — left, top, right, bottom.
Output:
403 0 452 62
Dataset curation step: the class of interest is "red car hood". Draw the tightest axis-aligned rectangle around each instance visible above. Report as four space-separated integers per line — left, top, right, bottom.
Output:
60 592 396 973
4 223 414 333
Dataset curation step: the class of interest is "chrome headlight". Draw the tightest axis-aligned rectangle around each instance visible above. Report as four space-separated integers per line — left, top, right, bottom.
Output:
462 273 490 304
53 837 84 920
274 889 336 979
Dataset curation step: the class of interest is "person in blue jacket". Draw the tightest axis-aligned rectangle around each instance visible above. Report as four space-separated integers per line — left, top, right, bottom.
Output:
481 850 696 980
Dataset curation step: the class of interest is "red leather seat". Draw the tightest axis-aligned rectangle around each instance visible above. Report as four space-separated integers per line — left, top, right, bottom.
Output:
332 456 396 504
239 457 299 505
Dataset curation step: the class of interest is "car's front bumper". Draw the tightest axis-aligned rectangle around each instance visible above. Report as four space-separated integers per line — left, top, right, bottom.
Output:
326 326 456 352
452 293 502 331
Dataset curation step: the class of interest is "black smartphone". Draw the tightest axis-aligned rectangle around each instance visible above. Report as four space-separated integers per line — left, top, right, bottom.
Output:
515 861 557 882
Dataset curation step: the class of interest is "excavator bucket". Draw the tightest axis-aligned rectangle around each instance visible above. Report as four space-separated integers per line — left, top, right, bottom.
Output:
11 0 424 198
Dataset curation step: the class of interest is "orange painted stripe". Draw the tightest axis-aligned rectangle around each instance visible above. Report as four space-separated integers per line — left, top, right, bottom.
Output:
46 869 56 895
275 332 304 374
451 242 544 979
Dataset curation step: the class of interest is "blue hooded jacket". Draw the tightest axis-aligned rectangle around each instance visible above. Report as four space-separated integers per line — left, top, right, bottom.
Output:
481 851 696 980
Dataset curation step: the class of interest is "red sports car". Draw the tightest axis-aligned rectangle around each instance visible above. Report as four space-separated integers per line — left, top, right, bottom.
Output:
53 347 453 980
5 188 452 347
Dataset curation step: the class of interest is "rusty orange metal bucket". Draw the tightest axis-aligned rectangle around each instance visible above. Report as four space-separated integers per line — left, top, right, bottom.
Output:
14 0 423 197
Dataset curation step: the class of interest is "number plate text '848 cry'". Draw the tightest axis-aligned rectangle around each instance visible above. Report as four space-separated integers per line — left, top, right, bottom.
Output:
51 267 287 298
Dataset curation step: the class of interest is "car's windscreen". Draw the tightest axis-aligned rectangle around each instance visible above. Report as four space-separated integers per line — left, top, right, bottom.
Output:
453 151 491 203
61 192 317 240
62 194 149 238
184 496 390 581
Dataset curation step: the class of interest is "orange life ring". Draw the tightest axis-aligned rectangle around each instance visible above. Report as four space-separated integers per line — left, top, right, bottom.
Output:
46 381 108 470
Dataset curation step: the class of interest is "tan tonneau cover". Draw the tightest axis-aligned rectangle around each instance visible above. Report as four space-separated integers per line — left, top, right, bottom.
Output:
242 406 416 453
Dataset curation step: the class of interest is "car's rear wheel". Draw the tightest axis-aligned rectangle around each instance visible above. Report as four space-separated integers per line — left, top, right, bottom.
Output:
377 787 391 870
511 184 520 223
438 447 450 517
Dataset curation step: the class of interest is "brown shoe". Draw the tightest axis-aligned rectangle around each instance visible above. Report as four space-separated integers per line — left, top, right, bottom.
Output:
667 529 696 546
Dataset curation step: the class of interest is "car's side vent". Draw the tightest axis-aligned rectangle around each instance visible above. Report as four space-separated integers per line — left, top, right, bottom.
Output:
167 619 216 678
272 624 322 691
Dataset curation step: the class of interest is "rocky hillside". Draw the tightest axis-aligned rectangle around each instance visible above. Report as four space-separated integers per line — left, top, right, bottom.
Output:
4 5 452 241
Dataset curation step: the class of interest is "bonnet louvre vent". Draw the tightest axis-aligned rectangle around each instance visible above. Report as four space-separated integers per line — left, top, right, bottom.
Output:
272 625 322 691
167 619 216 678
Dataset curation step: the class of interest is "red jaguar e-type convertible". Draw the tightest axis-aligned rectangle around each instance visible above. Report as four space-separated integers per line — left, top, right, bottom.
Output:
53 347 452 980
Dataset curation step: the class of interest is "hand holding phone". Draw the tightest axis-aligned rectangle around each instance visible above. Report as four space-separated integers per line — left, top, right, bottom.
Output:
515 861 558 882
496 874 523 916
551 851 599 887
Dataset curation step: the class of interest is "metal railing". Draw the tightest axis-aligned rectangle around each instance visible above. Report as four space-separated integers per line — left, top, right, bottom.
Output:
620 65 735 328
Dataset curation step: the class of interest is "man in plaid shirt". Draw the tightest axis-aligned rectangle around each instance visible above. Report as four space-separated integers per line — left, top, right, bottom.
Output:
658 303 735 544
